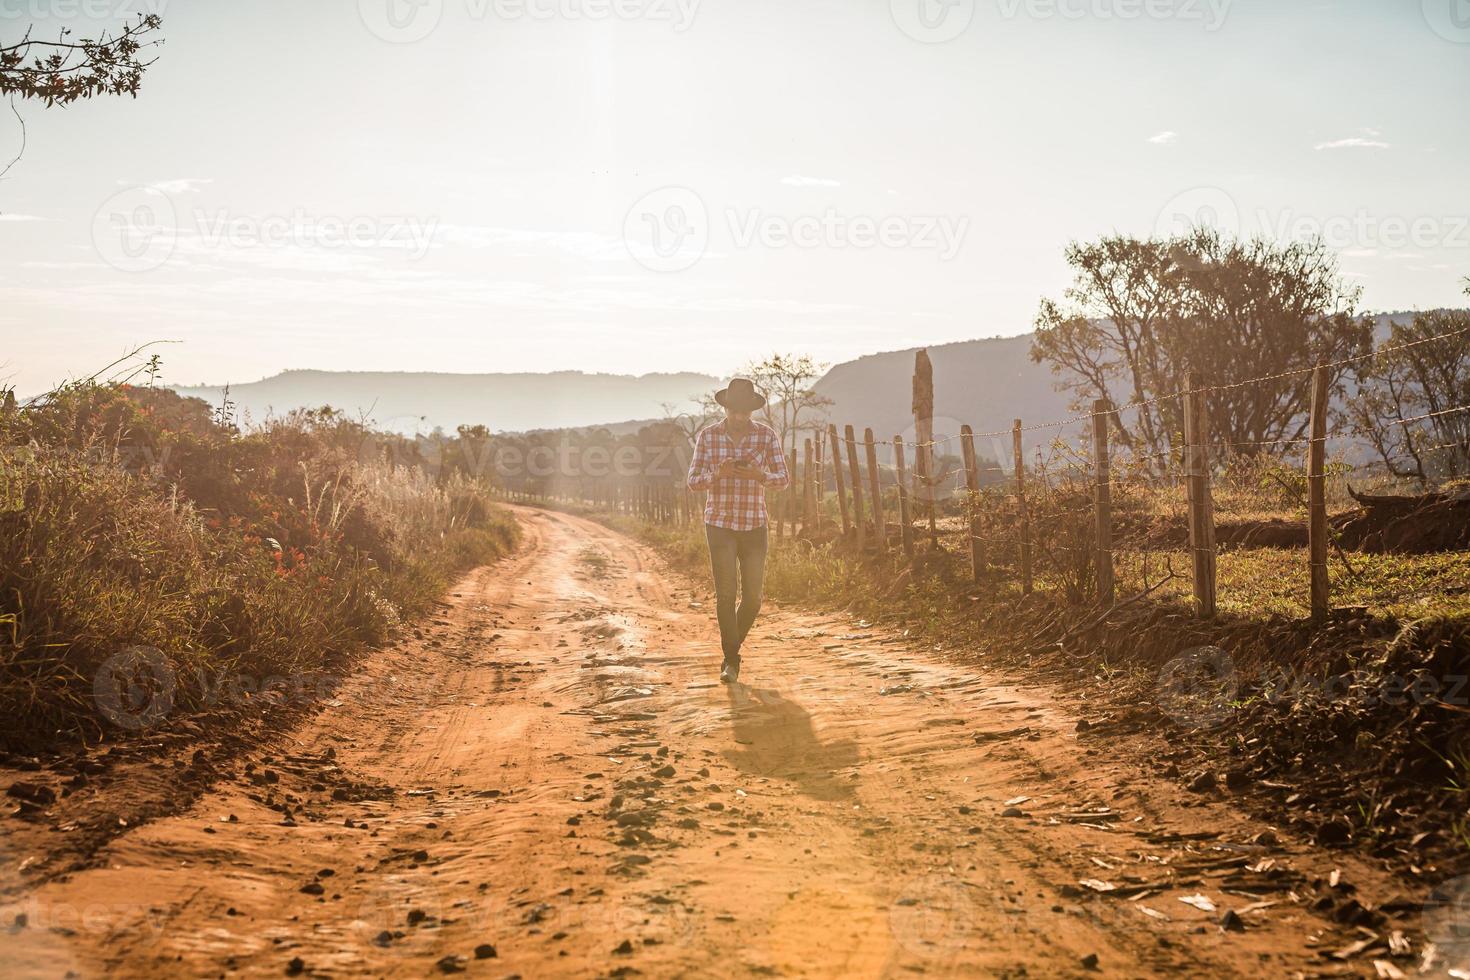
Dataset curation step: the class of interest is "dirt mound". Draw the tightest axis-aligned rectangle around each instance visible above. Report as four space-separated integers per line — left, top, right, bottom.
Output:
1336 487 1470 553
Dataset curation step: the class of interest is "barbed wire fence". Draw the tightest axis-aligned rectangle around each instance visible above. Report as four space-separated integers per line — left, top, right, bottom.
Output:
486 322 1467 622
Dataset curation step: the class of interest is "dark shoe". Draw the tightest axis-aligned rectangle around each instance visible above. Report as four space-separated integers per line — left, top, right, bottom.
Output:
719 656 742 684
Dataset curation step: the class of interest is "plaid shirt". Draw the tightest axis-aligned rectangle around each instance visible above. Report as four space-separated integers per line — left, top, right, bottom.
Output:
686 419 790 530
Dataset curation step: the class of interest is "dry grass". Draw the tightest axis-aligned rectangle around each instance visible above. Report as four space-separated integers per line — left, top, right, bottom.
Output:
0 383 517 746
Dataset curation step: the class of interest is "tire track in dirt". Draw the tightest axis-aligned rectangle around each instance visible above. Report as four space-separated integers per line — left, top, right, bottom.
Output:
0 506 1418 978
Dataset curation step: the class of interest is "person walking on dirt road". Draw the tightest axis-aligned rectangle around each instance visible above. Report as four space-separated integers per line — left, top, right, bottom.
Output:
686 377 790 684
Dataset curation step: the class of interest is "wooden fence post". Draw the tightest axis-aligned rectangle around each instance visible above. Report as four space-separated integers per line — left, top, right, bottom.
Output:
1013 419 1032 595
913 349 938 549
804 437 817 534
864 428 887 552
829 422 851 536
814 429 825 512
845 424 867 551
1092 399 1115 606
959 424 984 582
1184 371 1218 618
1308 364 1330 623
894 435 915 559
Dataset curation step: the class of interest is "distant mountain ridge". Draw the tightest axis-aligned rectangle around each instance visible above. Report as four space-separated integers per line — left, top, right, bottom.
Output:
171 310 1449 446
174 369 721 435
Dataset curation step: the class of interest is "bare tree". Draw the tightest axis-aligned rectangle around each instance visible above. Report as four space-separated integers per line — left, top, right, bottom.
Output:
1032 230 1369 465
1167 229 1370 456
743 353 833 469
1348 309 1470 484
660 397 720 450
1031 236 1186 460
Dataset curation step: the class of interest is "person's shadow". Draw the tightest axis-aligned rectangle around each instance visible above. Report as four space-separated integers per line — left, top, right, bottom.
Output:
724 684 859 801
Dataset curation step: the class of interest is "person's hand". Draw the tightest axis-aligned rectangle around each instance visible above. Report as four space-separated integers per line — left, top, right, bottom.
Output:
734 459 765 483
716 458 743 480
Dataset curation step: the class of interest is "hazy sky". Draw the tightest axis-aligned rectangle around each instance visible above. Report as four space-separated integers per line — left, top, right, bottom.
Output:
1 0 1467 395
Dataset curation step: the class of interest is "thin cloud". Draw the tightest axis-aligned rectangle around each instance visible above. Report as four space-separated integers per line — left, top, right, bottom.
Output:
780 175 841 188
121 177 216 194
1146 131 1178 145
1314 137 1390 151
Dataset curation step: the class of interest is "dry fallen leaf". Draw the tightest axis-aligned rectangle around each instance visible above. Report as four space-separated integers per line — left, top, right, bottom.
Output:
1178 894 1217 913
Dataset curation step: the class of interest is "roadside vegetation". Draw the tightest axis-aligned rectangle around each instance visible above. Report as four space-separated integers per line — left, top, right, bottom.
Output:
0 368 516 748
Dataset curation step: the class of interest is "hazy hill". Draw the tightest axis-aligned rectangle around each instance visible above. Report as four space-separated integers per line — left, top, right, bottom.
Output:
172 311 1444 444
811 334 1066 451
174 370 720 435
811 311 1438 458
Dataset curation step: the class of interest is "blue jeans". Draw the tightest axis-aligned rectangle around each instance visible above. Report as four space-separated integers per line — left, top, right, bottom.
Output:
705 523 768 661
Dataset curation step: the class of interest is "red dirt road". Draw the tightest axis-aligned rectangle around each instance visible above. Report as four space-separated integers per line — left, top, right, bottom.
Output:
0 507 1415 977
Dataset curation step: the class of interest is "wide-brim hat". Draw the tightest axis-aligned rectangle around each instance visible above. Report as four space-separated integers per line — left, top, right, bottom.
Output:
714 377 766 412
